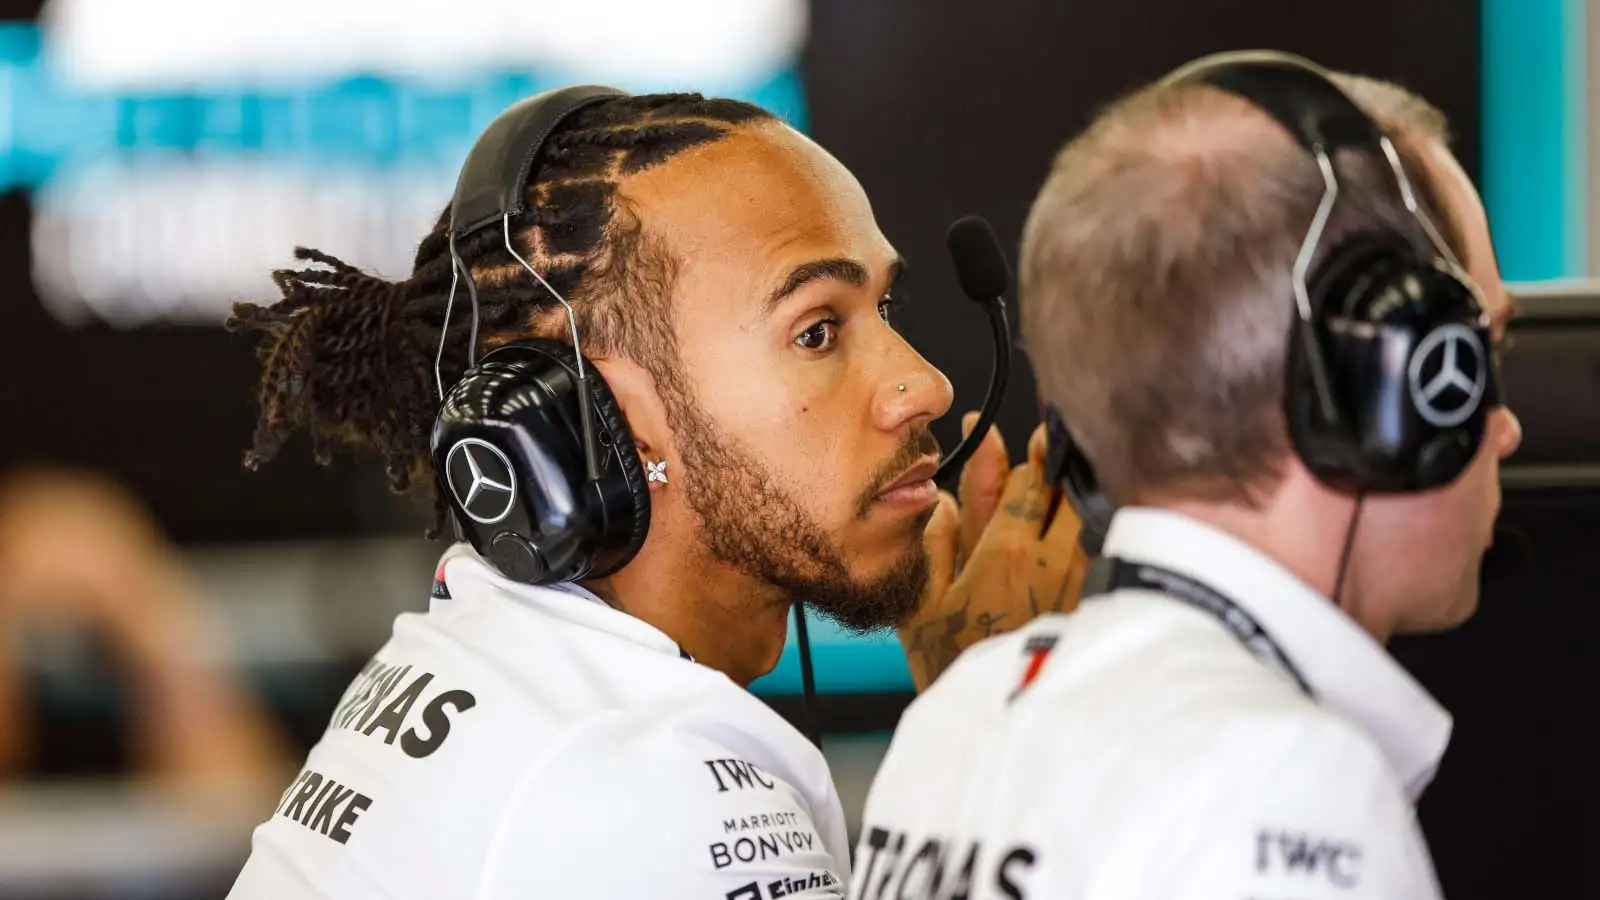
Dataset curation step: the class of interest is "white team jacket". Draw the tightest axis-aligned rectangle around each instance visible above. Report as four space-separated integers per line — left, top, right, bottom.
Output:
227 543 850 899
853 507 1453 900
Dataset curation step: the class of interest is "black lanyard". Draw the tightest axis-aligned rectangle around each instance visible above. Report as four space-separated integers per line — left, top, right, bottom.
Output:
1082 557 1313 697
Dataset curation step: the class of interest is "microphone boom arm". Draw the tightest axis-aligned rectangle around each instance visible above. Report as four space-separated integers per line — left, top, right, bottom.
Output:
935 297 1011 483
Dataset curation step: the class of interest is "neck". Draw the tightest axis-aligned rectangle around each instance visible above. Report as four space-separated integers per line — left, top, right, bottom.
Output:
581 551 792 686
1155 481 1394 643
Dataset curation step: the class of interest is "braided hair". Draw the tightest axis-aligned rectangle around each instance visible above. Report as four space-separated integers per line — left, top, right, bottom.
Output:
227 93 775 533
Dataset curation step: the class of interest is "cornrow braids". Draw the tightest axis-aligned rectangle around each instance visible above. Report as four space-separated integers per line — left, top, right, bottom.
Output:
228 92 776 534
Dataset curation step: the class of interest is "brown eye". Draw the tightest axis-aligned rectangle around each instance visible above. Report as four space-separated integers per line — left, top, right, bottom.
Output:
796 319 839 351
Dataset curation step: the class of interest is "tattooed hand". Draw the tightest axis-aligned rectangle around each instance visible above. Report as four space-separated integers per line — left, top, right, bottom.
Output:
897 413 1092 692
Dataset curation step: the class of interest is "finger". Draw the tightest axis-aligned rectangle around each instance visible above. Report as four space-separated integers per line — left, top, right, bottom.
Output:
957 412 1011 505
958 412 1010 563
922 490 960 597
976 460 1052 549
1020 489 1093 616
1026 422 1048 470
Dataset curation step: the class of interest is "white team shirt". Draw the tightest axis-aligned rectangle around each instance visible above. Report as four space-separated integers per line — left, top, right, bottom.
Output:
854 507 1452 900
227 543 850 900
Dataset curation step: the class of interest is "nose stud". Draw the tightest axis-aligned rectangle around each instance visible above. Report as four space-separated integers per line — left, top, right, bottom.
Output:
898 383 906 393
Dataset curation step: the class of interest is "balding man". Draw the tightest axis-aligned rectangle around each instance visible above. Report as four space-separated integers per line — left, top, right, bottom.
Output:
851 51 1520 900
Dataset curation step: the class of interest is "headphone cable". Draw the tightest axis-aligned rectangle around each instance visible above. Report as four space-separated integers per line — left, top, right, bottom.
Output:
792 603 822 748
1331 493 1365 607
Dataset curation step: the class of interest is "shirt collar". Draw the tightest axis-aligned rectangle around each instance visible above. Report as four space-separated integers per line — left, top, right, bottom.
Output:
1101 507 1453 800
436 543 690 660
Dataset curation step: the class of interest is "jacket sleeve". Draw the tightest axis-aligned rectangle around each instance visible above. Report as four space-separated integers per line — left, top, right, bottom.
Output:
474 716 848 899
1099 713 1445 900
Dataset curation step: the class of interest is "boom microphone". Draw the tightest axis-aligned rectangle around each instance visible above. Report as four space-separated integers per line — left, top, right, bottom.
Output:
936 215 1014 483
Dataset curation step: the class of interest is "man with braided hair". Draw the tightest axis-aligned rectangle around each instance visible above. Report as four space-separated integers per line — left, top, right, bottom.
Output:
224 92 1088 899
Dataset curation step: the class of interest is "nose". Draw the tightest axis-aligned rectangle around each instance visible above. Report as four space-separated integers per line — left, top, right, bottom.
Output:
875 343 955 434
1491 405 1522 460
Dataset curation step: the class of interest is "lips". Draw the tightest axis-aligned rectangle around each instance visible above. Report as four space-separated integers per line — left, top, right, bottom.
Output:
879 458 939 496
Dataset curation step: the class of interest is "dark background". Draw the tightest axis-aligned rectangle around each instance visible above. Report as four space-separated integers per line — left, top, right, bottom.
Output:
1 1 1594 898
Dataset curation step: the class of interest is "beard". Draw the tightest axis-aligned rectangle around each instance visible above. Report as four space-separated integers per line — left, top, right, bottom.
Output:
661 386 938 634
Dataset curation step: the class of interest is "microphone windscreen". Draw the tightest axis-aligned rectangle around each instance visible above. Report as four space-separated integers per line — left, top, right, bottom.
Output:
947 215 1011 302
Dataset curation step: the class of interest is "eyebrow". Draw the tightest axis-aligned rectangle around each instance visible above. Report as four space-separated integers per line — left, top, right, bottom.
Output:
762 256 906 314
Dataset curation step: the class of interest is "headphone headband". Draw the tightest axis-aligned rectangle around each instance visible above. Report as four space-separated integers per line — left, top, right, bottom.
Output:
431 82 649 585
1161 51 1385 158
449 84 628 236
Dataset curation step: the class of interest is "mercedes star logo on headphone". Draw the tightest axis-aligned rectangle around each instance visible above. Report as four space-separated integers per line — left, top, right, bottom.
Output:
1408 322 1488 428
445 438 518 525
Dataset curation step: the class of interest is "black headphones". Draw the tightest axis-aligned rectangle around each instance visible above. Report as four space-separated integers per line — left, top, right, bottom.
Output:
1045 50 1500 556
428 84 651 585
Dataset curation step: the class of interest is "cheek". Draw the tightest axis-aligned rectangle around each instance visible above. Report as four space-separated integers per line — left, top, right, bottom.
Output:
1451 448 1502 526
681 336 867 515
1357 504 1442 609
1363 481 1485 571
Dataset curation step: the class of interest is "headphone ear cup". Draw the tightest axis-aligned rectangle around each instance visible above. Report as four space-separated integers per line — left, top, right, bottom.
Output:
488 533 550 583
1287 236 1415 493
1289 235 1490 494
434 339 651 585
496 339 651 581
574 358 653 579
1396 268 1495 489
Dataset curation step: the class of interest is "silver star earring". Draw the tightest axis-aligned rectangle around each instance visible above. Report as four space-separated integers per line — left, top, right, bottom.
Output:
646 459 668 484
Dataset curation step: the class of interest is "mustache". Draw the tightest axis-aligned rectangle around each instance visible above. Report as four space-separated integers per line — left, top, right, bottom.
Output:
856 429 942 518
